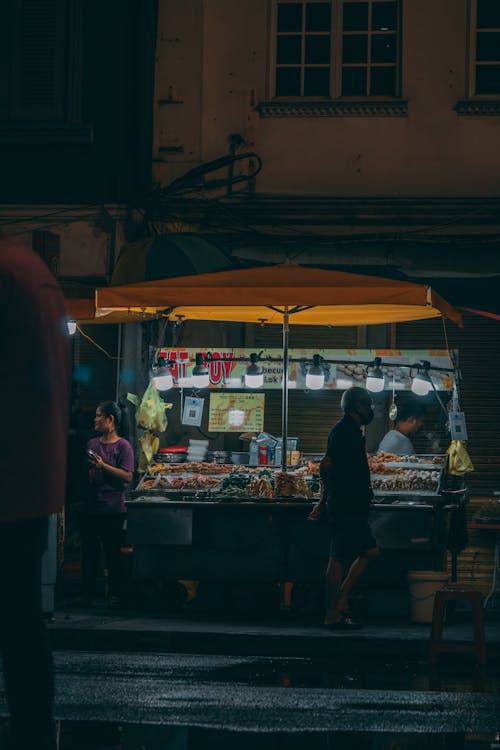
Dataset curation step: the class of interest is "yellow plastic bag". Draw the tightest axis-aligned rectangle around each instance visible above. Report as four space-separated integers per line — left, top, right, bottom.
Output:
136 382 169 433
138 433 160 473
447 440 474 476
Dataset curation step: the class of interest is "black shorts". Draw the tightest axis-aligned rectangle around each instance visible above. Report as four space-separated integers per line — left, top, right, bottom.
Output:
329 516 377 561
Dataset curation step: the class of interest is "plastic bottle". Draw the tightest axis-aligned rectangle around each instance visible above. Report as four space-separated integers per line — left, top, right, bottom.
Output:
275 440 282 467
249 437 259 466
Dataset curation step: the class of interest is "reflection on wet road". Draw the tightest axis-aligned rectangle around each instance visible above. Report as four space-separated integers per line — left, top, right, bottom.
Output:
1 652 499 745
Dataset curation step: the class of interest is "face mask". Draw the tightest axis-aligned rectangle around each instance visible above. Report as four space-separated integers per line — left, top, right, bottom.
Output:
364 407 375 425
358 404 374 425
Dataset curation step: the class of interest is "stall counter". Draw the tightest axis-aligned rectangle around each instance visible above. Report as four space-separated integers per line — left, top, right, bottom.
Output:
126 497 455 585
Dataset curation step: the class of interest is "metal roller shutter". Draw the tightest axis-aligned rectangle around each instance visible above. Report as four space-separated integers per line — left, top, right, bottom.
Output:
251 323 358 452
396 313 500 497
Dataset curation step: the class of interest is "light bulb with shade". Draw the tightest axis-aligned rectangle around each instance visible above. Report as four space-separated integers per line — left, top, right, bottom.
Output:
245 353 264 388
67 320 77 335
366 358 385 392
191 353 210 389
411 375 432 396
306 354 325 390
153 357 173 391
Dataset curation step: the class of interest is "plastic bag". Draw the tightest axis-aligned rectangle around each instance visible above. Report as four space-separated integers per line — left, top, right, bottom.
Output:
136 382 168 433
447 440 474 476
138 433 160 473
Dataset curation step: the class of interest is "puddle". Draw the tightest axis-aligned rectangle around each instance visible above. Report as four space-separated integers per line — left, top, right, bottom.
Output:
199 657 499 693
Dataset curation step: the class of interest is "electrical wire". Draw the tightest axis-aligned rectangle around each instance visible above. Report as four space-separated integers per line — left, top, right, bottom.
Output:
76 324 123 360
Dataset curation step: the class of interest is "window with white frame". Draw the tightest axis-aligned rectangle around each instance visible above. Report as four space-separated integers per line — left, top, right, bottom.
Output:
471 0 500 95
272 0 401 98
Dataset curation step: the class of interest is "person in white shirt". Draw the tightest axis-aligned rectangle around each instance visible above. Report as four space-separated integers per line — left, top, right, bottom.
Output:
377 399 425 456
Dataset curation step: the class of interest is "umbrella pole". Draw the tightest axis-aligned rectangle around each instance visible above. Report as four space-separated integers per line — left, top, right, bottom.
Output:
281 306 289 473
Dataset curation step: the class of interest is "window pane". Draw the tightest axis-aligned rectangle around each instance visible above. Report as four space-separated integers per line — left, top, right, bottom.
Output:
304 66 330 95
342 34 368 63
371 33 397 63
276 66 301 95
476 31 500 61
342 66 367 95
277 35 302 64
477 0 500 29
372 1 398 31
306 2 331 31
277 3 303 32
343 2 369 31
371 65 396 95
475 64 500 93
305 35 330 63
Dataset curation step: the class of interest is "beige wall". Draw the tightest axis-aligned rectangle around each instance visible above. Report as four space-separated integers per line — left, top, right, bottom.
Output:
154 0 500 196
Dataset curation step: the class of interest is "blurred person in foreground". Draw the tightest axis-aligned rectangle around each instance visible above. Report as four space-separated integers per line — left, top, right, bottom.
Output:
0 238 70 749
309 387 380 630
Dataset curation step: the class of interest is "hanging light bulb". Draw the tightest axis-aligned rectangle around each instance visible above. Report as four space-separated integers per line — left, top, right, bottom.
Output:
153 356 173 391
306 354 325 390
67 320 77 335
411 362 432 396
366 357 385 392
245 352 264 388
191 353 210 389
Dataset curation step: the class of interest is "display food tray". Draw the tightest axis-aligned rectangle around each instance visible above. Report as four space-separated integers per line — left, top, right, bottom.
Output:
381 462 442 470
373 489 440 497
217 495 310 503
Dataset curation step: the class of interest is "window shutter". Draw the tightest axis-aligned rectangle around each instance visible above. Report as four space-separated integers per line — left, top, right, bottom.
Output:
11 0 67 121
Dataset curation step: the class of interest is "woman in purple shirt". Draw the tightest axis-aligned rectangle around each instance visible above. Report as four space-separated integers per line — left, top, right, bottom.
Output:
81 401 134 606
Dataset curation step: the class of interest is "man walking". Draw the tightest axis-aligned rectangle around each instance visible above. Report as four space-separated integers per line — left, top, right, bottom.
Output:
0 238 70 749
310 387 379 629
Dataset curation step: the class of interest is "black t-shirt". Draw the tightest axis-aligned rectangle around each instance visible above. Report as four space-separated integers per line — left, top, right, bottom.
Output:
323 414 373 519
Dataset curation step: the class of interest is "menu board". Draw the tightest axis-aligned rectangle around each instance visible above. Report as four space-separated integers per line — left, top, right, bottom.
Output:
208 392 265 432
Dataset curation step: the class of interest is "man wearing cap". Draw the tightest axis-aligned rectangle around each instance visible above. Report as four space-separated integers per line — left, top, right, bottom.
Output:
309 387 380 629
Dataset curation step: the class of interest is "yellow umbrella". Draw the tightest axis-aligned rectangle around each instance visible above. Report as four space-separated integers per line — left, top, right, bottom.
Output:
95 264 461 470
96 264 461 326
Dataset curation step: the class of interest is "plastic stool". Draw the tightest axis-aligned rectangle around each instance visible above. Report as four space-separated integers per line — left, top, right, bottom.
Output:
429 589 486 666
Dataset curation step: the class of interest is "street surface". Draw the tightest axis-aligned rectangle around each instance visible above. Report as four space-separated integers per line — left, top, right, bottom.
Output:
1 652 498 734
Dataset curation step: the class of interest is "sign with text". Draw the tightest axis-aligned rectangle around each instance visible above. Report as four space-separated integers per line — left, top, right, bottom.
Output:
208 392 265 433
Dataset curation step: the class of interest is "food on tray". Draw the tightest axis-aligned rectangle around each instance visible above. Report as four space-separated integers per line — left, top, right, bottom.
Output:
141 478 157 489
371 469 440 492
274 471 308 498
247 477 274 499
375 451 403 463
368 457 405 474
219 473 251 497
307 461 320 474
155 474 222 490
149 461 233 475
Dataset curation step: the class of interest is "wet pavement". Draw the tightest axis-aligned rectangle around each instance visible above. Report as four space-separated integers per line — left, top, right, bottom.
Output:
0 651 498 736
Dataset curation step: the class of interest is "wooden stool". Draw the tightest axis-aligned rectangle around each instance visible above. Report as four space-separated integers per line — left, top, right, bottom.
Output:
429 589 486 666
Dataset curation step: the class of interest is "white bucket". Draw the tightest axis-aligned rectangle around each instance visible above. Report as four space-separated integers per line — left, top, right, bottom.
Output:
407 570 449 623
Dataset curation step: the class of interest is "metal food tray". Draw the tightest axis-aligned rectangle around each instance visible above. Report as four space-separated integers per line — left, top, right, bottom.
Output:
215 495 310 503
382 462 442 470
372 489 440 497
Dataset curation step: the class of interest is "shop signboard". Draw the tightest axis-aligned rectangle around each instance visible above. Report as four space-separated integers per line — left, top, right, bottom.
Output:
208 392 265 433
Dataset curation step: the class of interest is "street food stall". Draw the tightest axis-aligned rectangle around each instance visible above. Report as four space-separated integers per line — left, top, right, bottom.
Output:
94 265 464 604
125 346 459 599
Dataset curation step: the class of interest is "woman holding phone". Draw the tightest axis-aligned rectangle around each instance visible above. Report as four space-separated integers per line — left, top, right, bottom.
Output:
80 401 134 607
